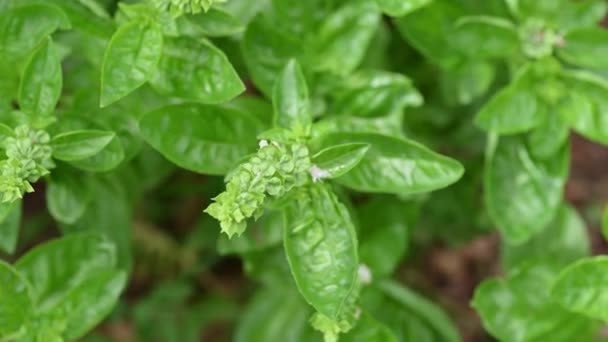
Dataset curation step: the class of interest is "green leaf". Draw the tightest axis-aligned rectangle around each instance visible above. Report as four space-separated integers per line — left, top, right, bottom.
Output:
377 280 461 342
180 7 244 37
314 133 464 195
272 59 311 136
313 1 380 74
0 4 70 60
242 14 303 96
29 0 114 38
223 95 273 125
140 103 263 175
284 184 359 323
50 130 115 161
0 123 14 143
62 270 127 340
311 143 370 179
100 20 163 107
234 287 317 342
0 260 33 337
68 134 125 172
512 0 607 30
330 70 423 117
527 113 570 159
150 36 244 103
341 312 397 342
15 233 117 312
314 112 404 138
18 37 62 119
0 200 22 254
485 136 569 244
475 66 544 134
440 60 495 106
452 16 519 59
375 0 432 17
502 204 590 273
559 27 608 71
61 175 132 269
559 70 608 145
395 1 465 67
551 256 608 322
358 197 416 278
473 264 596 342
46 169 90 224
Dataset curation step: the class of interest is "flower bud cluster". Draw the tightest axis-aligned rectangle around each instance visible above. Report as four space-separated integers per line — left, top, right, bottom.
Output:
150 0 224 16
0 125 54 202
205 141 311 237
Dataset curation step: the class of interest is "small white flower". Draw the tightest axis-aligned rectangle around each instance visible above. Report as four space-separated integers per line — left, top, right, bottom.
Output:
258 139 269 148
309 165 331 182
354 307 362 320
358 264 372 285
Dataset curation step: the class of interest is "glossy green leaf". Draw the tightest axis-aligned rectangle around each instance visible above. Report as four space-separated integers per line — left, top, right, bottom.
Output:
330 70 423 117
312 143 370 179
559 27 608 71
15 233 117 311
341 312 397 342
18 37 62 119
62 270 127 340
100 20 163 107
0 200 22 254
140 103 263 175
313 112 404 138
313 1 380 74
68 134 125 172
235 287 317 342
358 197 415 278
377 280 461 342
375 0 432 17
242 14 303 96
473 264 596 342
485 136 569 244
475 66 544 134
0 4 70 60
0 261 33 337
502 204 590 273
46 170 90 224
559 70 608 145
150 36 244 103
314 133 464 195
50 130 115 161
551 256 608 322
181 7 244 37
223 95 273 125
284 183 359 322
273 59 311 136
452 16 518 59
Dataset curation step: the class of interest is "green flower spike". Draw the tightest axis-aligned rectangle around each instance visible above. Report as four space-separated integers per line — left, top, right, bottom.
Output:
150 0 226 16
205 140 311 238
0 125 54 202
